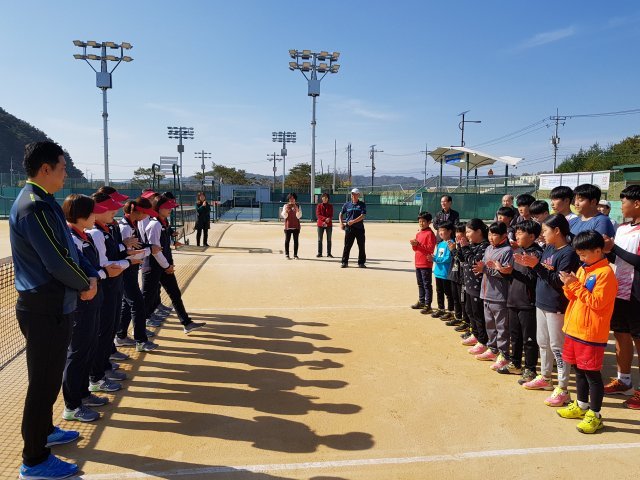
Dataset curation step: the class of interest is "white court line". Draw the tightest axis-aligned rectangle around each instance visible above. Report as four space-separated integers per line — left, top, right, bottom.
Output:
81 442 640 479
189 305 407 312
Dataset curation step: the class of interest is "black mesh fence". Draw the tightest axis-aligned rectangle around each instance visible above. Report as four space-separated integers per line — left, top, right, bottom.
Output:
0 257 22 371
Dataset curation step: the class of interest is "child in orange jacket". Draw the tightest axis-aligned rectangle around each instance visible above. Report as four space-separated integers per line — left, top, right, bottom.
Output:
557 230 618 434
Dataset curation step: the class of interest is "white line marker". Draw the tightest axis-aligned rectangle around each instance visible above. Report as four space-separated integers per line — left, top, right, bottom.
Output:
81 442 640 479
188 305 408 312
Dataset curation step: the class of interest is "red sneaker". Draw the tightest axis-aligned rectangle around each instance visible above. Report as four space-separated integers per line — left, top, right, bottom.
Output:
623 390 640 410
604 378 634 396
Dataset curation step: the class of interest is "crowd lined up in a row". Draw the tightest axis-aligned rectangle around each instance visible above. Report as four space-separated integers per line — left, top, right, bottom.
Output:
410 185 640 435
10 142 204 479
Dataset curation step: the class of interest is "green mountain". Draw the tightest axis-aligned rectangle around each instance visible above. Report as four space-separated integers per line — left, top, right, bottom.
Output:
0 107 83 178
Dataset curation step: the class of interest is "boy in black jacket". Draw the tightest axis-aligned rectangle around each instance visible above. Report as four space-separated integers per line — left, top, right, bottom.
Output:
498 220 543 382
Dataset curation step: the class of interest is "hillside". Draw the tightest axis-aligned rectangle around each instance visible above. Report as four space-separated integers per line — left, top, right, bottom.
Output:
0 107 83 178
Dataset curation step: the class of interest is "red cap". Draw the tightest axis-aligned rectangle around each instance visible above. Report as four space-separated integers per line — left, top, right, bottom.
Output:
159 199 179 210
96 198 123 211
109 191 129 202
141 190 157 199
92 203 109 214
135 205 158 217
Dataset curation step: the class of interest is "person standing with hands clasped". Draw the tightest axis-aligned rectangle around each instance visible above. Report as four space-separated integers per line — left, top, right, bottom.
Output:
340 188 367 268
557 230 617 434
410 212 437 314
281 193 302 259
316 193 334 257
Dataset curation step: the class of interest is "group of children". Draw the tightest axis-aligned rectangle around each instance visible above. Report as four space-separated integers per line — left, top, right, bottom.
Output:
60 188 205 423
411 183 640 434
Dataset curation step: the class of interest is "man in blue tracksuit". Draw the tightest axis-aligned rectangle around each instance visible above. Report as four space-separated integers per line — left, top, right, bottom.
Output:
339 188 367 268
10 142 98 480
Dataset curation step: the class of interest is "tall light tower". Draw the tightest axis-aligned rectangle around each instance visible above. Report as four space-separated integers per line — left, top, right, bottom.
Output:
73 40 133 185
288 49 340 201
456 110 481 187
272 131 296 193
195 150 211 187
167 127 194 185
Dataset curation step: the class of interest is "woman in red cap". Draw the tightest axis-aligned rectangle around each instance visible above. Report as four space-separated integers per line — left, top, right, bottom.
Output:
142 195 205 334
115 197 160 353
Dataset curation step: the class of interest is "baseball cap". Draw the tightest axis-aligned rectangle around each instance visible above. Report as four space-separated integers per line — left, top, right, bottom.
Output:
109 191 129 202
598 200 611 208
95 197 123 211
351 188 360 194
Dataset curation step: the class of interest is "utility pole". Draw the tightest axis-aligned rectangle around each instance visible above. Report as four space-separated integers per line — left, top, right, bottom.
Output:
457 110 481 188
419 143 429 186
267 152 282 192
550 108 566 174
369 145 383 189
347 143 352 185
333 139 337 193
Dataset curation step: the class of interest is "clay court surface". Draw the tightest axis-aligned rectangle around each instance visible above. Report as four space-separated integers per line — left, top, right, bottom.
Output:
1 221 639 479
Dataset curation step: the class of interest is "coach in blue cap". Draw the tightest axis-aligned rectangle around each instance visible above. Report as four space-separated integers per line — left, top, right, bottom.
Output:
339 188 367 268
10 141 98 479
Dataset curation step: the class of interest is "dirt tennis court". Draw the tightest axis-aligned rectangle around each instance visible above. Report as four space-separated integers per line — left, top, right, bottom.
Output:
1 221 639 479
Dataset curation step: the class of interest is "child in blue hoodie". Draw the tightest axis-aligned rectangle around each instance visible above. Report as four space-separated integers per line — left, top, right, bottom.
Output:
433 221 455 319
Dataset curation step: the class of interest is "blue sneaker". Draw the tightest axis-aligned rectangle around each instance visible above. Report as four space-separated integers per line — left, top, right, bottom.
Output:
45 426 79 447
19 454 78 479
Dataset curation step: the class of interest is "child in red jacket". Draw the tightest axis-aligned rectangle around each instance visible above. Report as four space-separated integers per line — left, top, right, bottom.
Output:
410 212 437 314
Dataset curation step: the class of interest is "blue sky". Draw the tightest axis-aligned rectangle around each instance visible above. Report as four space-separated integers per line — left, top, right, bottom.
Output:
1 1 639 182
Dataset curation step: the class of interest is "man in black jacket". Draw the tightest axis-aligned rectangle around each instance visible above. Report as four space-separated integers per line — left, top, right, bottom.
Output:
10 142 98 479
433 195 460 230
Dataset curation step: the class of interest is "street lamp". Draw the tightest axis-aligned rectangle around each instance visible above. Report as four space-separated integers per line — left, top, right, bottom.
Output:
288 49 340 201
194 150 211 187
167 127 195 186
455 110 481 187
73 40 133 185
272 131 296 193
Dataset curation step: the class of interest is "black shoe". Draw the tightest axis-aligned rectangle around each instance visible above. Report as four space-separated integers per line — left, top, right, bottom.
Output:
411 302 425 310
316 254 322 258
420 307 433 315
454 322 470 332
286 255 291 260
294 256 300 260
460 331 472 339
327 254 334 258
431 309 444 318
341 263 348 268
445 317 463 327
203 243 210 247
358 264 366 268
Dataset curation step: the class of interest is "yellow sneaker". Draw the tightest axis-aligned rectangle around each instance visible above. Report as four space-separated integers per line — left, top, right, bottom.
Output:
557 400 587 419
576 410 604 434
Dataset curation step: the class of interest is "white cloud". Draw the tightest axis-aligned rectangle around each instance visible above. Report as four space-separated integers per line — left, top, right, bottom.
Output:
514 26 576 51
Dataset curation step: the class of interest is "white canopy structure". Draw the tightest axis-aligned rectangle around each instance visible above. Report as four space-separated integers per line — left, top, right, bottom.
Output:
429 146 523 189
429 146 522 171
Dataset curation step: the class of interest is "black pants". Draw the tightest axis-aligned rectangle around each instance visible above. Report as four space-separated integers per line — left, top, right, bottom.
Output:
196 227 208 246
509 308 538 370
90 278 122 382
450 281 464 319
17 309 73 467
575 366 604 412
284 229 300 256
142 266 190 326
465 292 488 345
317 226 332 255
341 227 366 265
117 266 148 343
63 291 103 411
415 268 433 306
435 277 453 311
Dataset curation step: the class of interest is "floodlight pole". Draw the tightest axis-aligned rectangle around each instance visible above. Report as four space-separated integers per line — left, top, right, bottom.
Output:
288 49 340 202
457 110 481 189
272 131 296 194
195 150 211 188
167 127 194 187
73 40 133 185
